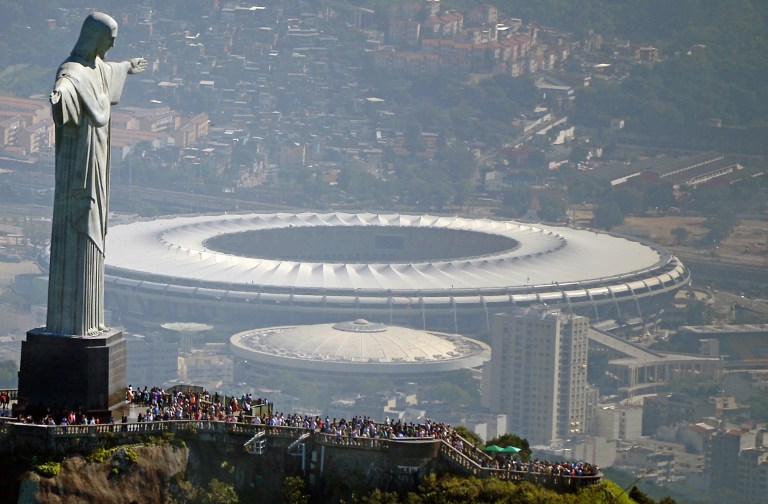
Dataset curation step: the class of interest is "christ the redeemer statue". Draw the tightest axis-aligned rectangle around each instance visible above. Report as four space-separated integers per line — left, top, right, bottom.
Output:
46 12 146 336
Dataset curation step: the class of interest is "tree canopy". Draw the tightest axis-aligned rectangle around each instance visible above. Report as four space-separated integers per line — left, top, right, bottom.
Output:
567 1 768 129
485 433 532 461
312 474 652 504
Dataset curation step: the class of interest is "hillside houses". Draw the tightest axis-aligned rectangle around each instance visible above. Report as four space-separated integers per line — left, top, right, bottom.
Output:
377 3 551 77
0 0 655 203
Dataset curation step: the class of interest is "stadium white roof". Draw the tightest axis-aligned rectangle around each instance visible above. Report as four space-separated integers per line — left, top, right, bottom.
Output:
106 212 665 292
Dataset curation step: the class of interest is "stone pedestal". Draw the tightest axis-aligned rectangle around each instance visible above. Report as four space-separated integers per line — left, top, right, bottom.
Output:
16 327 126 419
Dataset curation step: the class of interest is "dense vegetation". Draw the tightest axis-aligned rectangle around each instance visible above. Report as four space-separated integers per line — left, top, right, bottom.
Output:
281 473 675 504
0 1 73 96
356 0 768 131
563 1 767 130
372 72 539 146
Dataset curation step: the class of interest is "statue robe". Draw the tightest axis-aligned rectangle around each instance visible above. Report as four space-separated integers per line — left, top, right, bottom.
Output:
46 56 128 336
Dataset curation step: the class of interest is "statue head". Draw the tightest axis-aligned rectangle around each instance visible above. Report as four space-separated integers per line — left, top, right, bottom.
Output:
71 12 118 62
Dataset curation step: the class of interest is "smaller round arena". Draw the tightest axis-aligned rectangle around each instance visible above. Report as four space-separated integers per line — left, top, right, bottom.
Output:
230 319 491 380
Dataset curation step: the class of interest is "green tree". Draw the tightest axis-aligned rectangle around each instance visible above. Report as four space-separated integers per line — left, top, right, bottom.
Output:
688 185 732 215
702 212 739 244
569 145 590 165
669 375 721 397
605 186 644 217
593 202 624 230
485 433 532 462
670 226 690 244
362 488 400 504
453 425 483 447
406 168 453 211
200 478 238 504
577 479 638 504
412 102 450 132
502 185 531 218
453 179 475 209
404 122 426 157
338 167 361 194
643 184 676 213
398 473 635 504
746 394 768 422
537 188 568 222
281 476 309 504
440 145 478 181
571 81 625 128
629 485 656 504
558 0 768 130
685 299 714 325
563 170 609 203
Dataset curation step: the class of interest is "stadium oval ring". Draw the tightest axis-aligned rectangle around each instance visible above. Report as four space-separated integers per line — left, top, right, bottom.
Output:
95 212 690 333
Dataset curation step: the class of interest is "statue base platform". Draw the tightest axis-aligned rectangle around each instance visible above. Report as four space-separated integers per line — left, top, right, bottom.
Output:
16 327 126 420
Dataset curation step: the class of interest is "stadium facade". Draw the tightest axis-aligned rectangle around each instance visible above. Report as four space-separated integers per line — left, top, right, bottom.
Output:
88 212 689 334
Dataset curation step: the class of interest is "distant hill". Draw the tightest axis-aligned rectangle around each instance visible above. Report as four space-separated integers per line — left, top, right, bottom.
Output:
350 0 767 130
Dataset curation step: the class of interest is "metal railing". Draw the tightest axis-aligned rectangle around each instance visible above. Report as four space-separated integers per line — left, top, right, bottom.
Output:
437 440 601 487
0 415 601 489
0 418 310 440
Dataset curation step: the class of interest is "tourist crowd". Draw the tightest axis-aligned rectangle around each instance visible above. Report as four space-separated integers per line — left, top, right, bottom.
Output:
487 456 600 477
2 384 599 481
127 385 269 423
248 412 456 441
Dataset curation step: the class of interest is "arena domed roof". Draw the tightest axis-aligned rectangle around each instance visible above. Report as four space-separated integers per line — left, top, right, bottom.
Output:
230 319 491 374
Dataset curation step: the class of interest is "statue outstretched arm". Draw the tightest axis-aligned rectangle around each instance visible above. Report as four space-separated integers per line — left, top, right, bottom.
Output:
105 58 146 104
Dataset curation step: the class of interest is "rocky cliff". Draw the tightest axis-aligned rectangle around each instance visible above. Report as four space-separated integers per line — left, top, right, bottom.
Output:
17 445 189 504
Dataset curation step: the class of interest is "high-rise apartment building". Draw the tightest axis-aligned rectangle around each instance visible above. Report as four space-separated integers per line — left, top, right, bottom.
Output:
706 428 768 503
736 448 768 504
125 333 180 388
482 307 589 445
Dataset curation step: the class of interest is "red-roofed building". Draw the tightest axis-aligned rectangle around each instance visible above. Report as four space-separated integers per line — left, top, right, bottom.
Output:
0 96 49 125
423 11 463 39
174 113 209 148
388 19 420 46
18 118 54 155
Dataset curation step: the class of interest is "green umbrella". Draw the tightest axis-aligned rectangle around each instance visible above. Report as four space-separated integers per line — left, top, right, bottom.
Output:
484 445 504 452
502 445 521 453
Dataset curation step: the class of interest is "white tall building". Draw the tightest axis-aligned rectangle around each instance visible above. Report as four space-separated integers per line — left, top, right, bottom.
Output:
482 307 589 445
125 333 179 388
596 403 643 441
